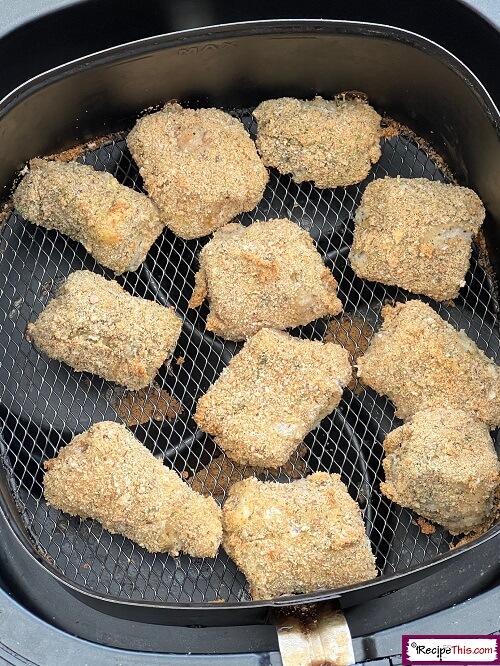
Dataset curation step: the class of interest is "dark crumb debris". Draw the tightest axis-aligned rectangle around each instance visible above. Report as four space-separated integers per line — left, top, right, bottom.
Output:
416 516 436 534
380 117 400 140
475 230 499 304
0 202 11 229
115 382 183 427
186 444 309 498
339 90 369 102
324 314 373 392
45 132 126 163
381 117 456 183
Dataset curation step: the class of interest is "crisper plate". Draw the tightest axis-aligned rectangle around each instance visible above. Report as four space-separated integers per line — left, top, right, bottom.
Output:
0 109 498 605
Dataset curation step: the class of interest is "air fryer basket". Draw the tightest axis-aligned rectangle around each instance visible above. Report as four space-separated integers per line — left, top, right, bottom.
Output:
0 21 498 618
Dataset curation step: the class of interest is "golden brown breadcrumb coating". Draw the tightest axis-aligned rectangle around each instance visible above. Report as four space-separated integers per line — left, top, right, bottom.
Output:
27 270 182 390
350 177 485 300
194 328 352 467
357 300 500 427
381 408 500 535
189 219 342 341
13 159 163 274
253 96 381 188
127 103 268 239
222 473 377 600
43 422 222 557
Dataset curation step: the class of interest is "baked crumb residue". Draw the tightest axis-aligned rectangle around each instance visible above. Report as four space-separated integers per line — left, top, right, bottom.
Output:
380 118 456 182
325 315 373 391
45 132 126 163
115 382 183 427
416 516 436 535
187 444 309 498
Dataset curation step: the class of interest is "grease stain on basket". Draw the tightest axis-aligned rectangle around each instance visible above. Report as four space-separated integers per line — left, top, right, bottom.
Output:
324 314 373 391
113 382 183 427
187 444 309 498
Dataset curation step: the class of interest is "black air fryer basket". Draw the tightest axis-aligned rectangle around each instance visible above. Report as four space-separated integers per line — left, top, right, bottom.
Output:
0 19 498 626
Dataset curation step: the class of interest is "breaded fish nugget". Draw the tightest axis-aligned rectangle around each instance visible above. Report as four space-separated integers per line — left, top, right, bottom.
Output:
222 473 377 600
254 96 381 188
350 177 485 300
127 103 268 239
195 328 351 467
27 270 182 390
357 300 500 427
44 422 222 557
13 159 163 274
190 219 342 341
381 408 500 535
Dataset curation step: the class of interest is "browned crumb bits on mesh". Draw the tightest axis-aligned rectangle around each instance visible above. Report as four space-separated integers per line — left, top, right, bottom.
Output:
45 132 124 163
416 517 436 535
176 356 185 365
115 383 183 427
324 315 373 391
379 120 457 182
380 118 401 141
186 445 309 498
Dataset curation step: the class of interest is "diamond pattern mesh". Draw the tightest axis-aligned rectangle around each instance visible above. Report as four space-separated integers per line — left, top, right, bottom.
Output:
0 109 498 604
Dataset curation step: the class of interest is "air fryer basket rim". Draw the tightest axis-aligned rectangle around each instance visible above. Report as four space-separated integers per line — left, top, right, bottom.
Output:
1 492 498 613
0 18 498 615
1 18 499 124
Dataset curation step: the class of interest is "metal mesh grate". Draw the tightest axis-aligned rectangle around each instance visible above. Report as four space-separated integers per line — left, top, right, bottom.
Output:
0 109 498 604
